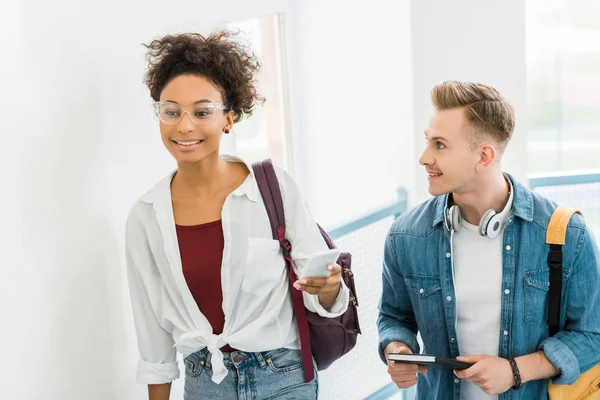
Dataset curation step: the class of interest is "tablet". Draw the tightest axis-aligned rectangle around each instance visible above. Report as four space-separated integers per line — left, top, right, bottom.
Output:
300 248 342 278
387 353 473 370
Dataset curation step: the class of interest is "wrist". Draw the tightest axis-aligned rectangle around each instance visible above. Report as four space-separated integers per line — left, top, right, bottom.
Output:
507 357 523 390
320 282 341 304
318 290 337 310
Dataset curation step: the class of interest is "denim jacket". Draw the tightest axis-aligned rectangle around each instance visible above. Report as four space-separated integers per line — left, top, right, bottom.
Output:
378 175 600 399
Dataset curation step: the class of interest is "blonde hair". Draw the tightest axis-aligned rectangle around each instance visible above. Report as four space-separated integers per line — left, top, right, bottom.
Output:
431 81 515 151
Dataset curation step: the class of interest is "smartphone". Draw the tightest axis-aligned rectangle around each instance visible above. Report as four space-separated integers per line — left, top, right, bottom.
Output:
300 248 342 278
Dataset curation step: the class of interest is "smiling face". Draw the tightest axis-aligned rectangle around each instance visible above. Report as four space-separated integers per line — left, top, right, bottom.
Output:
157 74 234 165
418 108 482 196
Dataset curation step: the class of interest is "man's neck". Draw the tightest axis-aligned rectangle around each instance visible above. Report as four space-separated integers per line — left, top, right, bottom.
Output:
452 171 511 226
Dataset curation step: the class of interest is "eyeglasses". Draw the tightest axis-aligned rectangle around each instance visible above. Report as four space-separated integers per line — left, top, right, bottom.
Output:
153 101 229 125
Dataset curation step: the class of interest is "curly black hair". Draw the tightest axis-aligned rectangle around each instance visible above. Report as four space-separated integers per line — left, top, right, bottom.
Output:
144 30 264 123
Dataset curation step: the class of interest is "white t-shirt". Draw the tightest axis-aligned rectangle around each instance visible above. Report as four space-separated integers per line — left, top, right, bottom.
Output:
453 219 505 400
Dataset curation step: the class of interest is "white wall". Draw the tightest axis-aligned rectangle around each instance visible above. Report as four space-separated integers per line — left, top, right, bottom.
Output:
0 1 294 399
410 0 528 204
286 0 415 228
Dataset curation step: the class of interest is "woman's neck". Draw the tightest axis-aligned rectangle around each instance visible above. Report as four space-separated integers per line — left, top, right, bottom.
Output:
171 152 230 198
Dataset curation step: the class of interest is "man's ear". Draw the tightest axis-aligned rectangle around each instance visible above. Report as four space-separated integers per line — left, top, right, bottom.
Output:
476 144 497 171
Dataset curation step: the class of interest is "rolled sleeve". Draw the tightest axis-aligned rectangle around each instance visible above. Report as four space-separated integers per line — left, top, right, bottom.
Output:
303 279 350 317
378 324 421 364
137 358 180 385
538 337 580 384
126 206 180 385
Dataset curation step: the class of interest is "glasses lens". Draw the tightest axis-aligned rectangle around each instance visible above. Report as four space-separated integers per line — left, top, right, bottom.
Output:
158 103 182 125
190 104 216 124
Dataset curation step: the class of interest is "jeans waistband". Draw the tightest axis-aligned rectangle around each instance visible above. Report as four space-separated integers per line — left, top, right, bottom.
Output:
189 347 299 370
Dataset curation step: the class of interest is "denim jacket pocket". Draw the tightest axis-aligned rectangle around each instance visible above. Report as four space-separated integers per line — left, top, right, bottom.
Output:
523 268 571 328
404 274 445 335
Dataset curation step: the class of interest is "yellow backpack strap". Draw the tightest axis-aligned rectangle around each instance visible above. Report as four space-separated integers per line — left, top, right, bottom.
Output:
546 206 583 335
546 206 582 245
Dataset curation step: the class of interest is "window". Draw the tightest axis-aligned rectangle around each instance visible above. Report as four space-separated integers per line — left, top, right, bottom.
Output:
526 0 600 174
223 14 292 171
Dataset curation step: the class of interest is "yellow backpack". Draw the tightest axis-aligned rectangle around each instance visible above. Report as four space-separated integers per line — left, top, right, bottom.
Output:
546 206 600 399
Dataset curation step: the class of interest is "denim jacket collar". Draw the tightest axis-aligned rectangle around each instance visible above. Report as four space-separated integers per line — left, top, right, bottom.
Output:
432 172 534 229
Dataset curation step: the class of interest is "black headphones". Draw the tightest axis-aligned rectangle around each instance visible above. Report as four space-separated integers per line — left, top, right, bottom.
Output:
443 178 514 239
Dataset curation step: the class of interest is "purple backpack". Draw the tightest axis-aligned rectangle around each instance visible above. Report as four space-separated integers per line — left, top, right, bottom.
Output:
252 159 361 382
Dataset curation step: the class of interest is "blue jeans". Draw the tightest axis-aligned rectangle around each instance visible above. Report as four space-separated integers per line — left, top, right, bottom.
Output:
183 348 318 400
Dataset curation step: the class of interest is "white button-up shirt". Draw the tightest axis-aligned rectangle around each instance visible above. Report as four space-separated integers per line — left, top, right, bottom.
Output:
125 155 349 385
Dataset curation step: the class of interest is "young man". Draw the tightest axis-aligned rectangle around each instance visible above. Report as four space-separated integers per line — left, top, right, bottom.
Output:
377 81 600 399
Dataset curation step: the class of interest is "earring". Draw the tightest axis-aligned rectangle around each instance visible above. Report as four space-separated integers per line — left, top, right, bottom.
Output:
224 128 230 134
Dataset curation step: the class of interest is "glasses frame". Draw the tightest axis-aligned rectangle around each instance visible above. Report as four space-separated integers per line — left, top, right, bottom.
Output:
152 101 229 125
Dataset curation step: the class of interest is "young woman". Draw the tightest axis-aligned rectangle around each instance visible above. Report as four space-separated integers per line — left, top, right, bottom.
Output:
125 30 349 400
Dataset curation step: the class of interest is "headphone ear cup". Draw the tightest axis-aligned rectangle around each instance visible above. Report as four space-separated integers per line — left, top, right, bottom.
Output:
450 206 462 232
480 209 499 237
444 207 451 231
444 206 455 232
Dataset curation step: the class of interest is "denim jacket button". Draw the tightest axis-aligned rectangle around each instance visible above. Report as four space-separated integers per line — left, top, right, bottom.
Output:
506 245 511 251
446 296 452 302
446 252 451 258
504 289 510 295
503 330 509 336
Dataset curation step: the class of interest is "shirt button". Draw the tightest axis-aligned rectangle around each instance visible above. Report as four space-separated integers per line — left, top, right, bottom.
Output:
446 252 451 258
503 330 509 336
447 296 452 302
504 289 510 295
419 288 424 294
450 337 455 343
506 245 511 251
455 378 460 384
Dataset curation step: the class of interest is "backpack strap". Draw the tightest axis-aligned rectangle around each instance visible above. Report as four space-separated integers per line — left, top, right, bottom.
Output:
546 206 582 336
251 159 315 383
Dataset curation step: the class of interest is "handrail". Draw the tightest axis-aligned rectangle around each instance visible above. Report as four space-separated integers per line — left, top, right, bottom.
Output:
529 170 600 189
327 188 408 240
365 383 416 400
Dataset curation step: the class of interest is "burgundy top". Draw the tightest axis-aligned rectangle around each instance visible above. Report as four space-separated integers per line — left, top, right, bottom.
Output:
176 220 235 352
